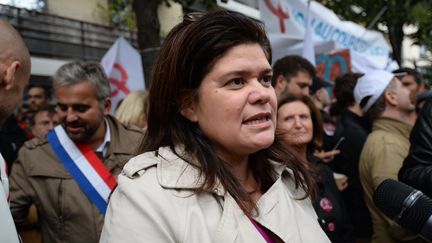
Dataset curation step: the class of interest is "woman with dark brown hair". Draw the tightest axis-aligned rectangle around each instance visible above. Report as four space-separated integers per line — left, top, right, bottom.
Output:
100 10 329 243
277 94 353 243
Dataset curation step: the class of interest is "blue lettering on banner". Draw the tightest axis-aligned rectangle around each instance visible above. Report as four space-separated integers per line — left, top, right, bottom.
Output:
294 10 317 30
369 46 387 56
290 8 386 56
293 10 306 27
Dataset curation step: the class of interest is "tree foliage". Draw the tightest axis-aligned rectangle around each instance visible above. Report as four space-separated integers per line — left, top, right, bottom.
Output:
97 0 136 29
103 0 217 85
409 2 432 50
101 0 217 30
160 0 217 9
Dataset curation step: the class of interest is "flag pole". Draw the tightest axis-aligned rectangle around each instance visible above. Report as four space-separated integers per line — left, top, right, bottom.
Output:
302 0 316 66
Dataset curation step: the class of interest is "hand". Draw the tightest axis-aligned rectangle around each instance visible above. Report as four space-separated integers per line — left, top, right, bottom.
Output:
333 172 348 191
313 149 340 163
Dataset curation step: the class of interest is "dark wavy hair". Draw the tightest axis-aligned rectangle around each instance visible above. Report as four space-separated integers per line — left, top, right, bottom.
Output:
142 10 316 215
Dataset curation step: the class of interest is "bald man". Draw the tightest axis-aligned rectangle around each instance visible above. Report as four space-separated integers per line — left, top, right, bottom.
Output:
0 19 31 243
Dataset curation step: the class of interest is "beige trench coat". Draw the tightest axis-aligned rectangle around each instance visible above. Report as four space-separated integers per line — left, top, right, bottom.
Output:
100 147 330 243
10 116 144 243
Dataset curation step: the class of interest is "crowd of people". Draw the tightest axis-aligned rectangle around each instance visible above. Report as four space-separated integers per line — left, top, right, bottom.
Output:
1 9 431 243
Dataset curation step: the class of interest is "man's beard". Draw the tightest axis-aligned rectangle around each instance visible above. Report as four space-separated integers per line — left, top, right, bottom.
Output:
62 121 101 143
410 90 417 105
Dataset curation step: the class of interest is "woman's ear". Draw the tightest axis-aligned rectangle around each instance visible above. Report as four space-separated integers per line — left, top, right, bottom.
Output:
179 94 198 122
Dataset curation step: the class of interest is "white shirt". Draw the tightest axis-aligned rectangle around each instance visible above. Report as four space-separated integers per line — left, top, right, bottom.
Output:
96 119 111 157
0 153 20 243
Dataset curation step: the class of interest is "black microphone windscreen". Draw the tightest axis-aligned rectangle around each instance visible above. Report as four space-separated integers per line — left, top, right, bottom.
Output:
373 179 432 234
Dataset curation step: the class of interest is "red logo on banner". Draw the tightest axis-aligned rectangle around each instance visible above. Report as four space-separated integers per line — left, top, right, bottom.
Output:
316 49 351 82
264 0 290 33
109 63 130 97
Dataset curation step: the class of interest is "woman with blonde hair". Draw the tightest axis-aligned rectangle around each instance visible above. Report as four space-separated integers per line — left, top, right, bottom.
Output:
115 90 148 129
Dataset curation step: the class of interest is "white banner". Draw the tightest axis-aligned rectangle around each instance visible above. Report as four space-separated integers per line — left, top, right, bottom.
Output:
101 37 145 114
260 0 391 70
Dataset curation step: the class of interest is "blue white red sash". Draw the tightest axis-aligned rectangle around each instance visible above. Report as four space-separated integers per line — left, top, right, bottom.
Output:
47 126 117 214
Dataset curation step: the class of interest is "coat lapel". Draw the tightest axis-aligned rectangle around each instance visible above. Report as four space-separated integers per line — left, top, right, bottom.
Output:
214 193 266 243
103 116 143 173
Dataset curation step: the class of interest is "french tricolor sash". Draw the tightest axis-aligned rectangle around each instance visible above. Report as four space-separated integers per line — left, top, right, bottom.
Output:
47 126 117 214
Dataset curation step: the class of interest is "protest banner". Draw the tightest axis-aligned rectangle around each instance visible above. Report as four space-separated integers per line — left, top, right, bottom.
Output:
260 0 390 71
101 37 145 114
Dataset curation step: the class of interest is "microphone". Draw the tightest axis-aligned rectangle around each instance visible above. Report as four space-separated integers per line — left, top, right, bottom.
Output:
373 179 432 242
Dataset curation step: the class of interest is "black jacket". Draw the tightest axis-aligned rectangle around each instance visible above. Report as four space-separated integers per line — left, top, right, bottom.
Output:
332 109 372 237
399 97 432 198
0 115 28 173
309 155 354 243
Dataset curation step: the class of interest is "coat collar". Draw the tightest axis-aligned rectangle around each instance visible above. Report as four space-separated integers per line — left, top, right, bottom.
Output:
123 145 293 198
123 146 313 242
103 115 144 172
155 146 292 197
105 115 142 156
155 146 226 196
373 116 412 140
